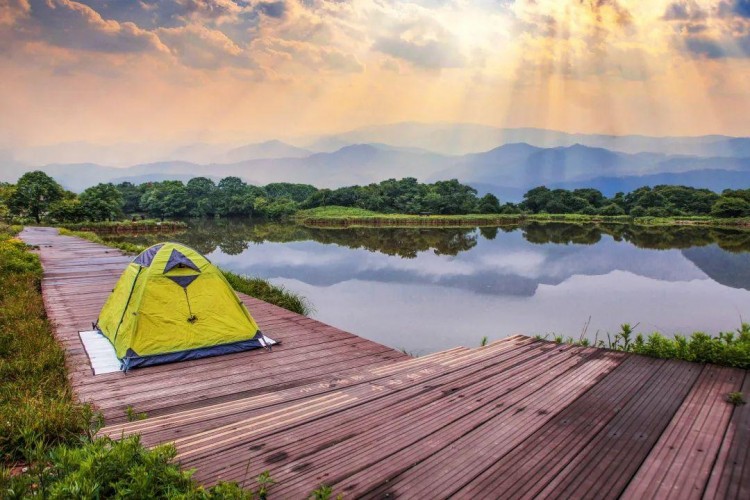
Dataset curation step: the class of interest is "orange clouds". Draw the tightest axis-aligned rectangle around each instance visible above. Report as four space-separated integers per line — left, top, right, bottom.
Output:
0 0 748 149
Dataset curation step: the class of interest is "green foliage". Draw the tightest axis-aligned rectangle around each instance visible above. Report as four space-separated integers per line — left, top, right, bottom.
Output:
79 183 124 222
2 435 259 499
140 180 190 218
309 484 343 500
711 197 750 218
125 406 148 422
264 182 318 203
726 392 746 406
8 171 64 223
480 336 489 347
543 323 750 369
0 224 91 463
300 177 485 215
223 271 312 316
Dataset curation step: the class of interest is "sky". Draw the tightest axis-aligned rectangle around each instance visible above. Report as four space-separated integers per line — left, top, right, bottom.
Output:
1 0 750 148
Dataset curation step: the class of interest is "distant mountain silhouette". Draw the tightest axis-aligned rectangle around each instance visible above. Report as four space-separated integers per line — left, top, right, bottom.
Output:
302 122 750 157
2 138 749 194
224 140 312 162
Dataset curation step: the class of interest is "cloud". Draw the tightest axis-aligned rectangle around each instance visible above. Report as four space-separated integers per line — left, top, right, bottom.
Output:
664 0 750 59
373 36 466 69
9 0 169 54
257 1 286 19
0 0 30 26
663 1 708 21
156 24 255 69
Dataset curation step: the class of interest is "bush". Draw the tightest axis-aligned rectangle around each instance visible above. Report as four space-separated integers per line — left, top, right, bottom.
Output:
2 436 256 499
711 197 750 218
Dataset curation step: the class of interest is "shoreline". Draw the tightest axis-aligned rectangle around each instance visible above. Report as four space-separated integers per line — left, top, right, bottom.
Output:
295 208 750 229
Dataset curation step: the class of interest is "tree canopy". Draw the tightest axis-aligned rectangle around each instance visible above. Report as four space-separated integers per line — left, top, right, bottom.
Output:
1 171 748 224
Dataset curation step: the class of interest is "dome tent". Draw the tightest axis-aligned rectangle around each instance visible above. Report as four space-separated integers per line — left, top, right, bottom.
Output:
95 242 270 370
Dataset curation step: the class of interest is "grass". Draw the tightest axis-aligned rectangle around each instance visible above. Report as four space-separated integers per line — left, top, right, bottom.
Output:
295 206 750 229
60 219 188 233
536 323 750 369
223 271 312 316
59 228 312 316
726 392 746 406
0 223 90 464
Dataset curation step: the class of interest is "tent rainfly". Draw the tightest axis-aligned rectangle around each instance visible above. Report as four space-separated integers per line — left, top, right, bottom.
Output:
95 242 269 370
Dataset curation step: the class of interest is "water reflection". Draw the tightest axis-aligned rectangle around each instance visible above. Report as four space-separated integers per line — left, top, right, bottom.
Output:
106 218 750 257
103 219 750 354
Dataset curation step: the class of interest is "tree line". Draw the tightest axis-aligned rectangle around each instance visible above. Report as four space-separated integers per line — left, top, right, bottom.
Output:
1 170 749 223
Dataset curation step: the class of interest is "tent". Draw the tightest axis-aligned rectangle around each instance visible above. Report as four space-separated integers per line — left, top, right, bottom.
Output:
95 242 270 370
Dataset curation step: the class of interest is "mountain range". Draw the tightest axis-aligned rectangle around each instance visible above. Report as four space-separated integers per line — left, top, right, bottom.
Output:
1 123 749 198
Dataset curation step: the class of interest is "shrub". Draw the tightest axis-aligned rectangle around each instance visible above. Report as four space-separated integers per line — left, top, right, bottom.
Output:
1 436 256 499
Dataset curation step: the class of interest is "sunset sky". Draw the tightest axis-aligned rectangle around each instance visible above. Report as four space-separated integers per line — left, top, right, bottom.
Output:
2 0 750 148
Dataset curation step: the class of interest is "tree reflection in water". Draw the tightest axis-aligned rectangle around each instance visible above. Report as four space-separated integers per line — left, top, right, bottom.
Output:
101 218 750 258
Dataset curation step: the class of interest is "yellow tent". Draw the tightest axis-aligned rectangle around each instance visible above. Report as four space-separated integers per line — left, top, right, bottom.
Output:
96 242 268 370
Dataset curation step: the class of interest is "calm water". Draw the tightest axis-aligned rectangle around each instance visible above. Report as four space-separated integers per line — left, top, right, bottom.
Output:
106 220 750 355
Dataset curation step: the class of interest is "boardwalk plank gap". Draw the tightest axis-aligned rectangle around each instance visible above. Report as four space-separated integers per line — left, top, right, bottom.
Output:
19 227 749 499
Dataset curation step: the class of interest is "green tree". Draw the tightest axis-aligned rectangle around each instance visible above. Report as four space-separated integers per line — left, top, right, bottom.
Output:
477 193 502 214
47 198 86 222
116 182 145 214
8 171 64 223
140 181 189 218
79 183 123 221
215 177 260 217
711 197 750 218
0 182 14 220
599 203 626 216
264 183 318 203
186 177 217 217
521 186 552 213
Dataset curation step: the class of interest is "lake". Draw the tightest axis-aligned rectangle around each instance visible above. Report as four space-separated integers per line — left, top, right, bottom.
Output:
104 219 750 355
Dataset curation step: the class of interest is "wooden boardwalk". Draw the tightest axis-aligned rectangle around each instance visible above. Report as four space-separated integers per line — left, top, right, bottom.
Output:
21 227 750 499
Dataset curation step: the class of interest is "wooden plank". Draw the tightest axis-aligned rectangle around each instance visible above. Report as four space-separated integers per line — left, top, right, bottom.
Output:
703 371 750 500
621 365 744 499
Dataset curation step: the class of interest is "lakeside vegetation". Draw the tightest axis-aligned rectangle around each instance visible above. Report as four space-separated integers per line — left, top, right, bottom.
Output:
3 172 750 228
0 222 268 498
60 219 188 233
539 323 750 369
58 228 311 316
296 206 750 229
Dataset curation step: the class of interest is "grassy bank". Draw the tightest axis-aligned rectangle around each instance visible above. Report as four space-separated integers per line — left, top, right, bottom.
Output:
59 228 311 316
295 206 750 229
0 224 88 463
60 219 188 233
539 323 750 369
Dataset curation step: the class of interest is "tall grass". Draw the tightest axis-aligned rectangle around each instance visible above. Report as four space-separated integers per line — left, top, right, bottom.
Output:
537 323 750 369
0 223 89 464
223 271 312 316
59 228 312 316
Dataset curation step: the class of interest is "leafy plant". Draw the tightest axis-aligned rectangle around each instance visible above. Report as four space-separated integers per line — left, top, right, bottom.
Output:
310 484 343 500
255 470 275 500
125 406 148 422
726 392 746 406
